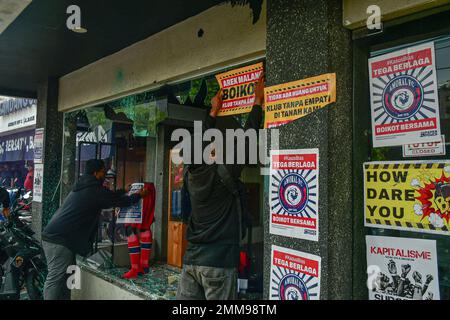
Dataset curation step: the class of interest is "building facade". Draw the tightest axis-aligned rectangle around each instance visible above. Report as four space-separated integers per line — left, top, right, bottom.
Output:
2 0 448 300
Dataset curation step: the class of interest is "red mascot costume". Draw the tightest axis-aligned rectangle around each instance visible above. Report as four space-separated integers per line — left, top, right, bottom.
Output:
122 182 156 279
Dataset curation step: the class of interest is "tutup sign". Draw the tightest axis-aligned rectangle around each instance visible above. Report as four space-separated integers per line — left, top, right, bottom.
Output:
402 135 446 157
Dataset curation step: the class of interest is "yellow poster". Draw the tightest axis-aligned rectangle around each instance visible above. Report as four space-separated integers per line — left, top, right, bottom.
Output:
264 73 336 129
364 161 450 235
215 62 264 116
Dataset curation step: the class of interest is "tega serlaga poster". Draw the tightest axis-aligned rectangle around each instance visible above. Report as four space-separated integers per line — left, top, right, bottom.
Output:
364 161 450 235
270 245 321 300
270 149 319 241
117 183 144 224
366 235 440 300
215 62 263 116
264 73 336 129
369 42 441 148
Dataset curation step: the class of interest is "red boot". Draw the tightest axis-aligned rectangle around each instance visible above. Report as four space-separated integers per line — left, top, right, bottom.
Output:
122 234 141 279
140 230 152 274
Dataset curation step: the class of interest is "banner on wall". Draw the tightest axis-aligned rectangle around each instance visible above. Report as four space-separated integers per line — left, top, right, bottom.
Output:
364 161 450 235
369 42 441 148
117 183 144 224
33 163 43 203
0 129 35 162
264 73 336 129
215 62 264 116
269 149 319 241
366 235 440 300
402 135 446 158
270 245 321 300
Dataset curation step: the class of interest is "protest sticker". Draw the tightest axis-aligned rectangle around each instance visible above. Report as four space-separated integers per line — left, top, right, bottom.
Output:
270 245 321 300
215 62 263 116
402 135 446 158
366 235 440 300
369 42 441 148
117 183 144 224
33 128 44 164
364 161 450 235
264 73 336 129
270 149 319 241
33 163 44 203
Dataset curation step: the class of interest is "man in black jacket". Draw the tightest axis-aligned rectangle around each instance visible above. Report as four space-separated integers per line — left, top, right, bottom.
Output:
176 75 264 300
42 159 148 300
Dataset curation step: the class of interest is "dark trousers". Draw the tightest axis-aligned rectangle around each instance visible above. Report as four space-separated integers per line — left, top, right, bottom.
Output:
176 264 237 300
42 241 76 300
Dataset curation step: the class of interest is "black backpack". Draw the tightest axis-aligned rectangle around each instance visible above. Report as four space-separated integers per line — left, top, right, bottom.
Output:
181 164 252 239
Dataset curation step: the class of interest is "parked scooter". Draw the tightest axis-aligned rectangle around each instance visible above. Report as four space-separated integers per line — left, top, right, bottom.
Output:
7 188 32 226
0 202 47 300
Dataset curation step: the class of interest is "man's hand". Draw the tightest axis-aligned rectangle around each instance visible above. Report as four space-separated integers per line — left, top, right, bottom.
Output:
139 188 149 198
210 89 223 118
2 207 10 219
254 72 265 107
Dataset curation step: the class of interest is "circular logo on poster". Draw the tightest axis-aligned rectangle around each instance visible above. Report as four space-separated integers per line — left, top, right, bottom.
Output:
279 274 309 300
382 75 424 120
279 173 308 214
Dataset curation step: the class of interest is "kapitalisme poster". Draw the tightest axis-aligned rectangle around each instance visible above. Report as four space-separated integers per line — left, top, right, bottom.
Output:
117 183 144 224
364 161 450 235
366 235 440 300
270 245 321 300
215 62 263 116
369 42 441 148
264 73 336 129
270 149 319 241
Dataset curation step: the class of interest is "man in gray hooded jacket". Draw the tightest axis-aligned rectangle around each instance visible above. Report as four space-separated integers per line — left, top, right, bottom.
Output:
177 75 265 300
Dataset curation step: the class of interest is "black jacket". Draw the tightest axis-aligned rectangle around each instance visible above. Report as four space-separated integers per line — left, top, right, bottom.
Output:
42 175 140 256
0 187 10 209
183 105 263 268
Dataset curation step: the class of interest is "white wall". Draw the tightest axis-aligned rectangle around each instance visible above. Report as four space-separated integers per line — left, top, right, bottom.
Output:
71 268 144 300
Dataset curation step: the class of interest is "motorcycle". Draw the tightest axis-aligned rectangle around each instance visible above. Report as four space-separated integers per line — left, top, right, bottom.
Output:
0 202 47 300
6 188 33 226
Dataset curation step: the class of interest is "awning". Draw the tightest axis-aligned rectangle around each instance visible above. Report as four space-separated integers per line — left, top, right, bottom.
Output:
0 129 35 162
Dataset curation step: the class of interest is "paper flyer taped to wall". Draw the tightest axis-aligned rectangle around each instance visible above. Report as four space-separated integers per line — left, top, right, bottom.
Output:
117 183 144 224
366 235 440 300
264 73 336 129
270 245 321 300
364 161 450 235
215 62 264 116
269 149 319 241
368 42 441 147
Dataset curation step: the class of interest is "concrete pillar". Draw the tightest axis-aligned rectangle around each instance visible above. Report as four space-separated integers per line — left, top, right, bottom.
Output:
153 125 169 261
32 78 63 240
264 0 353 299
